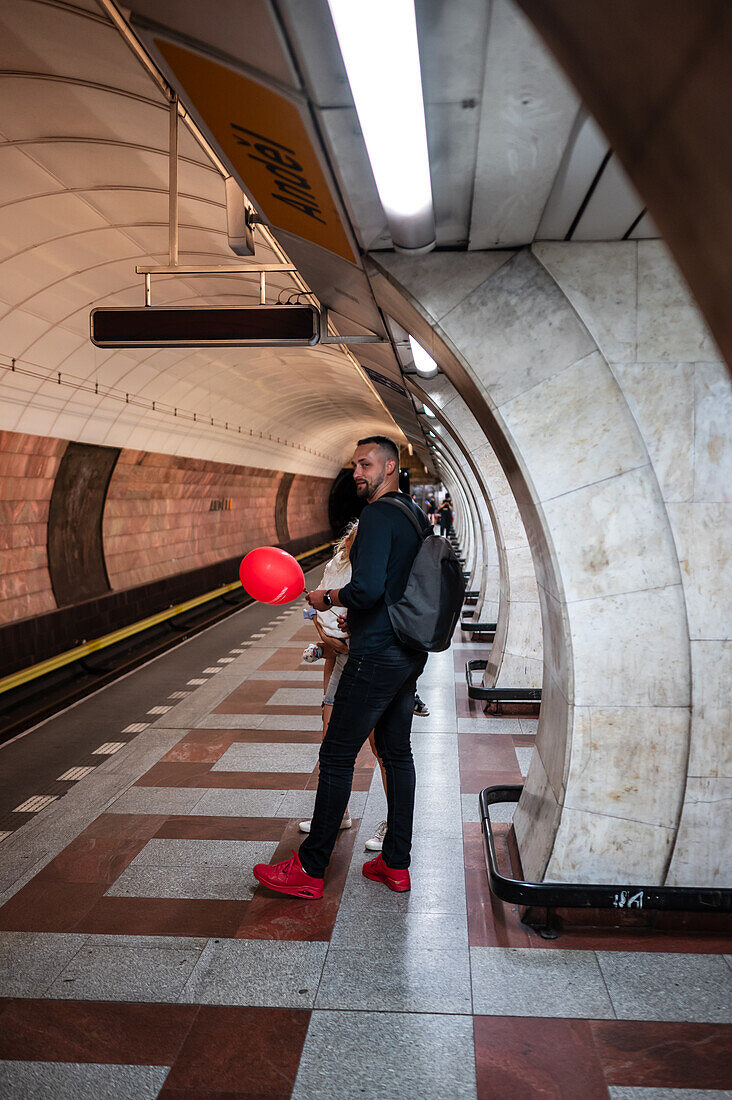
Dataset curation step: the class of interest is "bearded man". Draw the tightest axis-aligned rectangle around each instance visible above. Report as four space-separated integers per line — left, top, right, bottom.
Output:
254 435 430 897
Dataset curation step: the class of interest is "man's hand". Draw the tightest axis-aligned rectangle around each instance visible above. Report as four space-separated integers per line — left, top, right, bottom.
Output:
336 613 350 636
306 589 330 612
313 617 349 655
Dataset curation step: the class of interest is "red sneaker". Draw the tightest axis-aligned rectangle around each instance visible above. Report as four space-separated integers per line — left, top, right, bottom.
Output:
253 851 324 899
362 853 411 892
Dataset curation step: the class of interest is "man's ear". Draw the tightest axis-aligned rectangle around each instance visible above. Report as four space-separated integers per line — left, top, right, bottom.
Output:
386 458 397 477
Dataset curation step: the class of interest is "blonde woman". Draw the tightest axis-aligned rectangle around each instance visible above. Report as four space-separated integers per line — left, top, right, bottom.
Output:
299 520 388 847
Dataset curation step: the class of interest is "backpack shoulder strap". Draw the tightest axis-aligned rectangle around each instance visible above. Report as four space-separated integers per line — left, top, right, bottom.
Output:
378 495 429 540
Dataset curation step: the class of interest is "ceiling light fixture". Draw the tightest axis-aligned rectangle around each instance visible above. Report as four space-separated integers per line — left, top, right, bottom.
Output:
327 0 435 253
409 335 438 376
422 404 435 417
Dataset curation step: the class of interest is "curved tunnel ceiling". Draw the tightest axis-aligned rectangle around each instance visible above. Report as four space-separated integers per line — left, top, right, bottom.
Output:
0 0 669 483
0 0 404 476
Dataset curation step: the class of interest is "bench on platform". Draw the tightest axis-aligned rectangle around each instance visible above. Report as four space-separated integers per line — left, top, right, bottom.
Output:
465 658 542 705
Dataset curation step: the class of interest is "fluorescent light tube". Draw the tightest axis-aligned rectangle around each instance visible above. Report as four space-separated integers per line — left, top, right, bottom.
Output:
409 334 437 376
327 0 435 252
422 404 436 417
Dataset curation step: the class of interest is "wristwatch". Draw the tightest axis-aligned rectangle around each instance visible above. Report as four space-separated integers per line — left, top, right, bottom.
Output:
322 591 333 608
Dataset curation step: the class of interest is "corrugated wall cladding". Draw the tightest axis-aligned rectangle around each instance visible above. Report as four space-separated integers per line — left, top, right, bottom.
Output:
0 430 334 633
103 452 278 590
287 474 332 543
0 431 66 625
102 452 331 591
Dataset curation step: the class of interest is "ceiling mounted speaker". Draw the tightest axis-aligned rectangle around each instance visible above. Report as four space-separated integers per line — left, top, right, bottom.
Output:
225 177 255 257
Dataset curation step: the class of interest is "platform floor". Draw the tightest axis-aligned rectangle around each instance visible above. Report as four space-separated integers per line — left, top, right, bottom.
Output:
0 589 730 1098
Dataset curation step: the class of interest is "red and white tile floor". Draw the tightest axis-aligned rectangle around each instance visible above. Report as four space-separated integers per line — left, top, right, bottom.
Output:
0 609 730 1098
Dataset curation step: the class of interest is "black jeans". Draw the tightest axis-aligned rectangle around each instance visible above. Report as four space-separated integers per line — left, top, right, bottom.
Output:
299 646 426 878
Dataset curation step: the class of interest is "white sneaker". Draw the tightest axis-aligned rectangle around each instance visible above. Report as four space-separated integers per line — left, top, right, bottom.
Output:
365 820 388 851
299 811 352 834
413 693 430 717
302 643 324 663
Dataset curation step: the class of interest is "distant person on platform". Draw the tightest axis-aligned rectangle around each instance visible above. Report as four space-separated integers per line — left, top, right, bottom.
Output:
254 435 431 898
438 497 453 537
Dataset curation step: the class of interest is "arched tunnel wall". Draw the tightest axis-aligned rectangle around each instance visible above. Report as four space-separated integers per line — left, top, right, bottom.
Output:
101 450 331 591
367 239 731 889
0 428 333 676
0 431 67 624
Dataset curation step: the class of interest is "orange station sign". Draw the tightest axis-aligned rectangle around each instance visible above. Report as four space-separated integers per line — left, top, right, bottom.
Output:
154 38 357 265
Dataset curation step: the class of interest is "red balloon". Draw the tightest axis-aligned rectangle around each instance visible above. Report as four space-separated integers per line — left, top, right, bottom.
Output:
239 546 305 605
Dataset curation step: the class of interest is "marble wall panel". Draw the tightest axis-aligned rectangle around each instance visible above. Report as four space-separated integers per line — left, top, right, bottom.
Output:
667 502 732 641
536 584 569 711
373 249 515 324
499 351 648 502
491 545 543 690
504 545 540 602
500 599 542 664
665 778 732 887
545 806 675 885
533 240 637 363
440 250 596 407
416 375 542 690
567 585 689 709
533 659 570 803
473 489 498 617
513 748 561 883
611 361 695 503
637 240 718 362
441 395 488 454
534 236 730 887
497 651 543 690
562 706 689 830
694 362 732 503
687 640 732 780
541 466 681 602
485 486 527 550
468 489 485 588
370 244 709 886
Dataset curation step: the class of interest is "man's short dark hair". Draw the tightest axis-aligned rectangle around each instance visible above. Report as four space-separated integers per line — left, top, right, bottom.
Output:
357 435 400 464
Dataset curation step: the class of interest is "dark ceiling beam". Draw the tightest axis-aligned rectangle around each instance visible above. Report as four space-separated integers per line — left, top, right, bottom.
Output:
515 0 732 373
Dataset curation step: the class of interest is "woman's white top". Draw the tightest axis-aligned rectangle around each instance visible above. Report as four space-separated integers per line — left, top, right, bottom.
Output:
316 552 351 638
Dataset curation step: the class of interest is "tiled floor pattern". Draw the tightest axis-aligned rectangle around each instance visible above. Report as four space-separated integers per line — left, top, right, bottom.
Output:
0 605 730 1097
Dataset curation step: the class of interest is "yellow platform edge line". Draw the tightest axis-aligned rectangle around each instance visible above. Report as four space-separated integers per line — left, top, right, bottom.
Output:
0 541 332 696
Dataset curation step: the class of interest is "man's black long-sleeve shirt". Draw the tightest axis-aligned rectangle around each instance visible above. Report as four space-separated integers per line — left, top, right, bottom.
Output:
338 491 432 654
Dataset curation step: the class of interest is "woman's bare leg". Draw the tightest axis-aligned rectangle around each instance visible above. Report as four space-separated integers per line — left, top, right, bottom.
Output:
322 652 335 737
368 730 387 795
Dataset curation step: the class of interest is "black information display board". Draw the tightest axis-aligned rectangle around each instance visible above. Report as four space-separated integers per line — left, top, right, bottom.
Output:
90 306 320 348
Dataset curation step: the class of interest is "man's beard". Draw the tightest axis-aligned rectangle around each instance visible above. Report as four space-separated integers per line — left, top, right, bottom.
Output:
356 472 383 500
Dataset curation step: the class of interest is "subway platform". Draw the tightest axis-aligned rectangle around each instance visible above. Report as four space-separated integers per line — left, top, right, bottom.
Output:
0 584 730 1099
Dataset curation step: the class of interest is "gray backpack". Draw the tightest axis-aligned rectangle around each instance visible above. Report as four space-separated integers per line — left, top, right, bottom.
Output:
381 497 466 652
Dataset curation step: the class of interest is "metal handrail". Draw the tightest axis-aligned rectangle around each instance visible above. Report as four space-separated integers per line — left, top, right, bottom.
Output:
480 786 731 912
